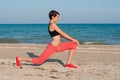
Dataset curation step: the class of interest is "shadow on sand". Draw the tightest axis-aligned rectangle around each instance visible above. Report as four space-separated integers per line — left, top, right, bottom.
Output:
22 52 65 67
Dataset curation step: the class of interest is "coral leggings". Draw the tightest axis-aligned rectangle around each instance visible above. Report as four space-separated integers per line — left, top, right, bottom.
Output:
32 41 77 64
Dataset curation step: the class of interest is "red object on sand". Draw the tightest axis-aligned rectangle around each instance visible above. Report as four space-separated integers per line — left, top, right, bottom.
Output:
65 64 77 68
15 56 21 66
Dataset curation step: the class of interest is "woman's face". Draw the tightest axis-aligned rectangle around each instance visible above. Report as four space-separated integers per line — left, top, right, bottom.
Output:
52 14 59 22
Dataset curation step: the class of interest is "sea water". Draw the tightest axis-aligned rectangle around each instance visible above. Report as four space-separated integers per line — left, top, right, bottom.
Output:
0 24 120 45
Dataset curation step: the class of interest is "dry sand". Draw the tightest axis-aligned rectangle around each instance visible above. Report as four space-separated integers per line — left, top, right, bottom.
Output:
0 44 120 80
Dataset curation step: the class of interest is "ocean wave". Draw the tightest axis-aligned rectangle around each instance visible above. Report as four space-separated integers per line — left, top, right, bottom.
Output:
80 41 105 45
0 38 19 43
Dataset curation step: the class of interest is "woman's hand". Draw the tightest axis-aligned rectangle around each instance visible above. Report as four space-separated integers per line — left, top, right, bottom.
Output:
72 39 80 45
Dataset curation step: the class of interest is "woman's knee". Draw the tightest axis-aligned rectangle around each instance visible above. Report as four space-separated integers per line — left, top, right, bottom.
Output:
69 41 77 50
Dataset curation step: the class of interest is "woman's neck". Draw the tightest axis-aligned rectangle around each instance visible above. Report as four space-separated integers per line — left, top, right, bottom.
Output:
50 19 56 24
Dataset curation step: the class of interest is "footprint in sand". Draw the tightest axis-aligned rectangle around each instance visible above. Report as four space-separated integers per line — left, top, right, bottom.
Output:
65 71 73 77
24 73 43 77
0 62 5 65
35 74 43 77
24 74 33 76
49 69 58 74
49 76 59 79
34 67 46 71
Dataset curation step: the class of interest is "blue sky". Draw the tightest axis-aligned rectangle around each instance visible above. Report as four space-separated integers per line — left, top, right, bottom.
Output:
0 0 120 24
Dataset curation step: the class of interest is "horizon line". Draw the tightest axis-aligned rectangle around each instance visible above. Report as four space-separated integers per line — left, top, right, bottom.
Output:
0 23 120 24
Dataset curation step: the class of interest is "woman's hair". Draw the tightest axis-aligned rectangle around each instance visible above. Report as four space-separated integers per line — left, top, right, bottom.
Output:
49 10 60 20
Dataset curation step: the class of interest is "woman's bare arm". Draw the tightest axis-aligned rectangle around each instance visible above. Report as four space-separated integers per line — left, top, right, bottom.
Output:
51 23 80 44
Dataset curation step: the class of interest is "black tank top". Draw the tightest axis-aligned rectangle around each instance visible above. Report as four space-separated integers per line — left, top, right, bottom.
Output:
48 27 60 37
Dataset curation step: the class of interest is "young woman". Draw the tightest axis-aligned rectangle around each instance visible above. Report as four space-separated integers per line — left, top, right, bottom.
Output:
15 10 79 69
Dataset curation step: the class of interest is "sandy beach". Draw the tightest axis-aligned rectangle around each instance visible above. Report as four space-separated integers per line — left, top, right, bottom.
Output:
0 44 120 80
